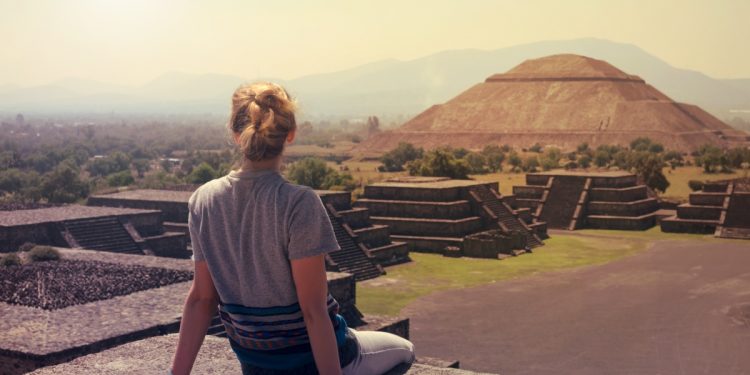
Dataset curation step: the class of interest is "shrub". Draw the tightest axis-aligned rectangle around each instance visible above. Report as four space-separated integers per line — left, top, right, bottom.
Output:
0 253 22 266
406 147 470 179
379 142 424 172
18 242 36 252
688 180 704 192
107 170 135 187
28 246 61 262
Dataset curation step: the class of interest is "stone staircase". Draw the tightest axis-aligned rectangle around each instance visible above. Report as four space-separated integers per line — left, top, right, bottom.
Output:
538 176 587 229
326 209 385 281
470 185 543 248
61 216 143 254
661 182 732 234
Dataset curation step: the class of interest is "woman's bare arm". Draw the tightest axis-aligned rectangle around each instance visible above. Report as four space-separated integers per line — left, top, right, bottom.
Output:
171 260 219 375
291 254 342 375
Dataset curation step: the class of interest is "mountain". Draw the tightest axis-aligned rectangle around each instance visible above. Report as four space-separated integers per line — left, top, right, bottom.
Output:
1 38 749 120
358 54 750 153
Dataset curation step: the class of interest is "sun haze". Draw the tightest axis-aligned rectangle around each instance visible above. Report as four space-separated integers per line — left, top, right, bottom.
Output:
1 0 748 86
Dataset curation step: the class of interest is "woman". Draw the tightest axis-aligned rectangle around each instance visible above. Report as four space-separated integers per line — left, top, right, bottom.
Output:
170 82 415 375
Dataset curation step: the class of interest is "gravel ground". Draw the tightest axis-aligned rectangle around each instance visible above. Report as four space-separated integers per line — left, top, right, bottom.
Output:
0 259 193 310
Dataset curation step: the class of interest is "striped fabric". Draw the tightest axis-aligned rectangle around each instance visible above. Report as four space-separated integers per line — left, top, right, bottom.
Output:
220 294 349 370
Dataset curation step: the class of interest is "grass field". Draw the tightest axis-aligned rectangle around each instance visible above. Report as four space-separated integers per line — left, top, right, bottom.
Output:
289 140 747 201
357 227 716 316
660 166 744 201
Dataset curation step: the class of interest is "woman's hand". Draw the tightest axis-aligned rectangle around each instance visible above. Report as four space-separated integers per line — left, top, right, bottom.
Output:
171 260 219 375
291 254 342 375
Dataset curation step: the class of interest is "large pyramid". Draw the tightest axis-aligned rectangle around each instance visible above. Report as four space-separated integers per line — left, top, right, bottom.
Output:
359 54 749 153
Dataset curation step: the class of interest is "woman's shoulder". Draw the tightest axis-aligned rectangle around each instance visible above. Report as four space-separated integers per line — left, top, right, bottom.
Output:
278 179 320 205
188 176 232 209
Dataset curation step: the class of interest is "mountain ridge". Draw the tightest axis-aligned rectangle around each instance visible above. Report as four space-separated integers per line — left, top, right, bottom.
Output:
1 38 748 121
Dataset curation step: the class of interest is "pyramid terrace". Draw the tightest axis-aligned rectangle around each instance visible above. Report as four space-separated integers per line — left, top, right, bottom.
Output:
354 177 547 257
0 205 188 258
661 179 750 239
511 170 662 230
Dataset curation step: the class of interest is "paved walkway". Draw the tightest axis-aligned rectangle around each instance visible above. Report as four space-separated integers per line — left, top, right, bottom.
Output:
404 236 750 375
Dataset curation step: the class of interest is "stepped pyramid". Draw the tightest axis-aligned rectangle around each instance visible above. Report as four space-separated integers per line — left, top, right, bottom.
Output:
359 54 749 152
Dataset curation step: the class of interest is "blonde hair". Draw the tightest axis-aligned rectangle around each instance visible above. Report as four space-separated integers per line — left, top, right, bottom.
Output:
228 82 297 161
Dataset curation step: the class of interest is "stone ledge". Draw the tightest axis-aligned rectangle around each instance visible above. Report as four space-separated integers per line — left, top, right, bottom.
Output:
30 334 497 375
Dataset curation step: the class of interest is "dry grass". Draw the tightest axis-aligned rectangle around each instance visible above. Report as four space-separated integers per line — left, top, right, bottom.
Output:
660 166 745 201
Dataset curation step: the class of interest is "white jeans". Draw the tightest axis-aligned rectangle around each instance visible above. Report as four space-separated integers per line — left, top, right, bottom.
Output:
342 329 415 375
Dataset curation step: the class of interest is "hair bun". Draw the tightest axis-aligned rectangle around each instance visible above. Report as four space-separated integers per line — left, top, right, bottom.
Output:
254 90 277 110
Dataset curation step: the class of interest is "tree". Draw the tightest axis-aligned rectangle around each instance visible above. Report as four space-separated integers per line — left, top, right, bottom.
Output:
576 142 590 153
522 156 539 172
630 152 670 194
322 171 356 191
578 154 592 169
508 151 522 172
107 171 135 187
379 142 424 172
464 152 487 174
132 158 151 178
287 157 354 190
696 145 725 173
41 160 89 203
187 162 217 184
529 143 543 153
287 157 334 189
407 147 470 179
539 147 561 171
480 145 505 172
594 150 609 167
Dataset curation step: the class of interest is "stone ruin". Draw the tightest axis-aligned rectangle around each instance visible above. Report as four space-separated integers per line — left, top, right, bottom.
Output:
511 171 662 230
358 54 750 154
318 190 410 280
0 205 188 258
88 188 409 281
353 177 547 258
0 248 410 374
661 178 750 239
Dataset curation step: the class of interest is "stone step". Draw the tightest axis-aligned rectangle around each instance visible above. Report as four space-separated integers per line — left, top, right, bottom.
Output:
391 234 464 254
353 224 392 247
354 198 472 220
660 216 719 234
676 203 723 220
371 216 483 237
368 241 410 266
585 213 658 230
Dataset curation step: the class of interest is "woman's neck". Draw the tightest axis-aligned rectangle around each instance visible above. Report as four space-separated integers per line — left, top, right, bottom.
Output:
237 157 282 173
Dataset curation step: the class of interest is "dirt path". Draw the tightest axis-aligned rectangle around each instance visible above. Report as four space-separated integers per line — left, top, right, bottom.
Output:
403 238 750 375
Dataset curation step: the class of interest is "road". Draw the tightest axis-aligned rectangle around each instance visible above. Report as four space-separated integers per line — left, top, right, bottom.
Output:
404 236 750 375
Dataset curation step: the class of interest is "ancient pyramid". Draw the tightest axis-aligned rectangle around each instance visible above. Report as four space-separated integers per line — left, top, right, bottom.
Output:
359 54 749 153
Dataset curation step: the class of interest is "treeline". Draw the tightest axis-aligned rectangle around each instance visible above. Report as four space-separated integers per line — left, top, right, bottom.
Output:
378 139 750 194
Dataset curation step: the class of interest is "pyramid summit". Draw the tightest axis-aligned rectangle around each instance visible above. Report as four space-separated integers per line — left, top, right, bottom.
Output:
359 54 749 153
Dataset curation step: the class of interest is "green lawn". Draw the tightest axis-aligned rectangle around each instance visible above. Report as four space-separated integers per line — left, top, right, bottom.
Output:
358 227 722 316
660 166 743 201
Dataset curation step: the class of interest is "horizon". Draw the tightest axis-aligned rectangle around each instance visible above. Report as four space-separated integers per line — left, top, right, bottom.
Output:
0 38 737 89
1 0 749 87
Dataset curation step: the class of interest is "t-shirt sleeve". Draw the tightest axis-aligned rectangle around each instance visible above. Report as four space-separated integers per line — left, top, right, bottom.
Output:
188 190 206 262
287 189 342 260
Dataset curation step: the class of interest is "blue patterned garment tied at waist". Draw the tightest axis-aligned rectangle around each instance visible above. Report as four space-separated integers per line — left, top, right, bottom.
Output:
219 294 348 370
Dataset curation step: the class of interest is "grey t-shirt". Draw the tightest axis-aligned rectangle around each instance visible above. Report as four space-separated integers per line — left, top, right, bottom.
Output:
188 168 341 307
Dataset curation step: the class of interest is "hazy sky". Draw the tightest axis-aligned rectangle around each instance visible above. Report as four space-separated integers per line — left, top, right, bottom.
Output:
1 0 747 86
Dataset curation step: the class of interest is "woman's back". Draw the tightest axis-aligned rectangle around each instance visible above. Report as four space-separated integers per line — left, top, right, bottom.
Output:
189 168 352 370
189 168 339 307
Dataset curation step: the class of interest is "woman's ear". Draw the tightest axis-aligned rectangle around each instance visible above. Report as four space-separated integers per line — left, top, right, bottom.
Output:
232 132 241 145
287 130 296 144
